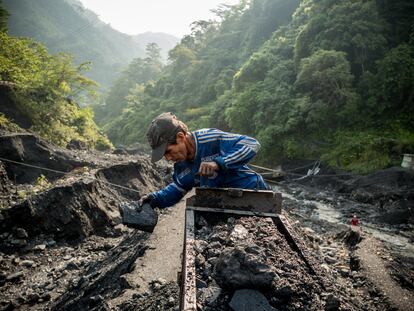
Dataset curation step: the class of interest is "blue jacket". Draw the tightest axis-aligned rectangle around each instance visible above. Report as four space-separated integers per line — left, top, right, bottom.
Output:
150 128 267 208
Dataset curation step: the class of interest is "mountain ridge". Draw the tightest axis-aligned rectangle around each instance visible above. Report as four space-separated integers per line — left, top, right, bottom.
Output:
3 0 179 91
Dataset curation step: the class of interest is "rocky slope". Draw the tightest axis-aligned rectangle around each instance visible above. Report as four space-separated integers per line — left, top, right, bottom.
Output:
0 130 413 310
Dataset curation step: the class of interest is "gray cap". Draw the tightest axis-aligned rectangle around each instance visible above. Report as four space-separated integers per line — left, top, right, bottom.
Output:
146 112 181 162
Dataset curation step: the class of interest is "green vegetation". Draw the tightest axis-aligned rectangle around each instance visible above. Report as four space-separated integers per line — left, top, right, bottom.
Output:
96 0 413 173
1 0 413 173
16 174 52 200
3 0 178 91
0 3 112 149
0 113 21 132
0 0 7 32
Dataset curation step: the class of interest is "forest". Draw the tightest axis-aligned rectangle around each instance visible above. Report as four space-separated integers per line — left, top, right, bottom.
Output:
0 1 413 310
96 0 414 173
0 0 112 149
1 0 414 173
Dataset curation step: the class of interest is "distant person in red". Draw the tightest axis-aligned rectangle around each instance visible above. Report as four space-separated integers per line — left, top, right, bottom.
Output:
351 215 359 226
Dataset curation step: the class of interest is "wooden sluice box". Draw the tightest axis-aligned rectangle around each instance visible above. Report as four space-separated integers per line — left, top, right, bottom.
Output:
180 188 326 311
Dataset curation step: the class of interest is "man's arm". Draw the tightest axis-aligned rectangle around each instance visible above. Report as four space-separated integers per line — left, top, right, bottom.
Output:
213 135 260 170
146 168 193 208
148 181 187 208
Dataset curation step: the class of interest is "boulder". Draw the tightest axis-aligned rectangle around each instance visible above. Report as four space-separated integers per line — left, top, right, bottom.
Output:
213 245 276 289
119 202 158 233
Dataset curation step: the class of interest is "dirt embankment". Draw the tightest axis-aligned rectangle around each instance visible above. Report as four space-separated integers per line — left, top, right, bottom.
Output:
1 131 413 311
0 132 174 310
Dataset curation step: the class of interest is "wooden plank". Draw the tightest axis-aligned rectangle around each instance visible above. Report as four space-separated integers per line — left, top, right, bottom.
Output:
186 205 279 218
181 209 197 311
186 188 282 214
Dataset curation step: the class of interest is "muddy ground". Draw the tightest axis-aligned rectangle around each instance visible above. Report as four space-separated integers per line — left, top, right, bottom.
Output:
0 132 413 310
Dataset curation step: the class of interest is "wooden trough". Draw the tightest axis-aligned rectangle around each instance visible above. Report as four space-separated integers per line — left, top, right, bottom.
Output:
180 187 324 310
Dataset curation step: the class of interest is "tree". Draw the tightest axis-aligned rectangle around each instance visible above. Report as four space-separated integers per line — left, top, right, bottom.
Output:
0 32 110 149
364 43 414 119
295 49 358 129
0 0 8 32
294 0 387 77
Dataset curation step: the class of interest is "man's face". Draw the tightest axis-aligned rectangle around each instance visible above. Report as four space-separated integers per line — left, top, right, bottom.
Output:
164 132 187 162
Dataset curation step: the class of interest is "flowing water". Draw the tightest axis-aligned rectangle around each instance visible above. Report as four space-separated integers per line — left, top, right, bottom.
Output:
271 184 414 258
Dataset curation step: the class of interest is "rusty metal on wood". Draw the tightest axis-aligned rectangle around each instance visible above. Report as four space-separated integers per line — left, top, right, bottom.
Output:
181 209 197 311
186 187 282 214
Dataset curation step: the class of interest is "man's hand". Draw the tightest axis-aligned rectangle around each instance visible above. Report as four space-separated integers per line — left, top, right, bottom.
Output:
199 161 219 176
138 194 152 207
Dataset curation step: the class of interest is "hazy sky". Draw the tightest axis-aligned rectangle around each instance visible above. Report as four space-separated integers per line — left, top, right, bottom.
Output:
78 0 240 38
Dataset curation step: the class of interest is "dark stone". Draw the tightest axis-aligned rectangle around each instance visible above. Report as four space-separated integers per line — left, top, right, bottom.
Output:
113 148 128 155
65 261 79 270
14 228 28 239
207 248 221 258
41 293 51 301
89 295 104 306
196 278 207 289
325 294 340 311
337 229 362 246
113 143 148 155
209 241 222 249
0 161 10 193
119 275 131 289
6 271 23 282
275 285 294 302
230 289 275 311
27 293 40 304
199 286 221 306
66 139 88 150
213 246 276 289
0 272 6 286
349 254 360 271
119 202 158 233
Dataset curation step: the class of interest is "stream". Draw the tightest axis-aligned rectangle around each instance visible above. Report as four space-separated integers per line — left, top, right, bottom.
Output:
271 183 414 258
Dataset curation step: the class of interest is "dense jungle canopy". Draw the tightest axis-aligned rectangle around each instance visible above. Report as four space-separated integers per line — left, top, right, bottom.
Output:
1 0 413 173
